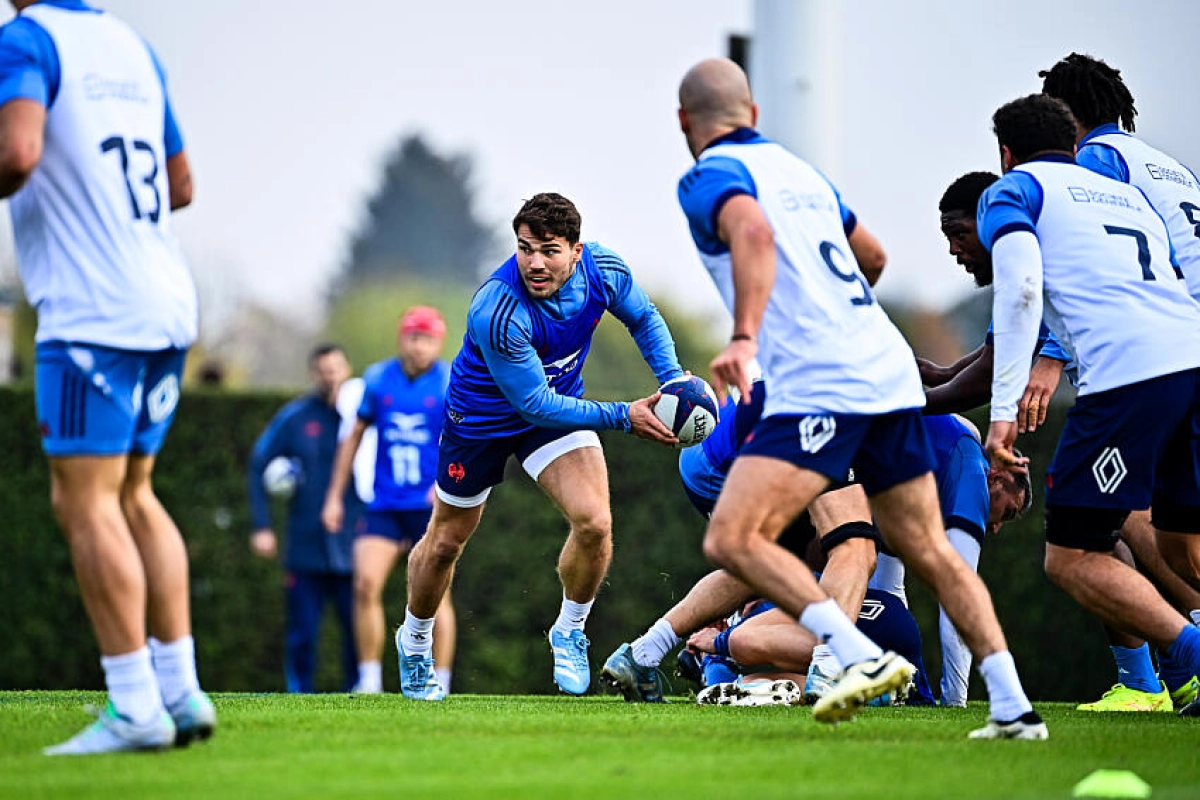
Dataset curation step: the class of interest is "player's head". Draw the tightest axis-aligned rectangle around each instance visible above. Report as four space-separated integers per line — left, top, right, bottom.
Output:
308 343 351 403
397 305 446 374
512 193 583 299
991 94 1077 172
939 171 999 287
986 453 1034 535
1039 53 1137 137
678 58 757 158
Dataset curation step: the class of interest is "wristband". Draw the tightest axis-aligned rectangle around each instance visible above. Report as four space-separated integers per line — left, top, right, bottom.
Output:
731 333 754 342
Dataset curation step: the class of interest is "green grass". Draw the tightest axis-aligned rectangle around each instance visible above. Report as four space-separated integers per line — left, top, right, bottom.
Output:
2 692 1198 799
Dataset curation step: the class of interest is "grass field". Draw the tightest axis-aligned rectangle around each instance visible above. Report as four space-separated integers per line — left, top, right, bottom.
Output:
2 692 1198 799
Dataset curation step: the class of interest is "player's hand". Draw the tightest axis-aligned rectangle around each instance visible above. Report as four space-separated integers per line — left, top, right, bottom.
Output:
710 339 758 403
916 357 948 387
1017 357 1064 433
250 529 278 559
686 626 720 654
985 421 1029 474
321 496 344 533
628 393 680 446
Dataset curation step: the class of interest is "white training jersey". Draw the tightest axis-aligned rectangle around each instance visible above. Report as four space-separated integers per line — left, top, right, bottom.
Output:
10 4 198 350
1008 160 1200 395
679 133 925 417
336 377 377 504
1085 131 1200 301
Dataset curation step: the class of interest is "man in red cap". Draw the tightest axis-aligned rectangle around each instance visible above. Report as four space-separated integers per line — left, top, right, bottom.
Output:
323 306 455 695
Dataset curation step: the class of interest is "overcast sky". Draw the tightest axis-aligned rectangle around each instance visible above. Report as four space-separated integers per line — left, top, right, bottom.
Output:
3 0 1197 336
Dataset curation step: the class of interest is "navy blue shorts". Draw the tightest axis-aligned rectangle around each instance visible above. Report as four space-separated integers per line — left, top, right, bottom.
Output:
1046 369 1200 546
357 508 432 547
739 409 935 496
435 426 602 508
35 342 187 457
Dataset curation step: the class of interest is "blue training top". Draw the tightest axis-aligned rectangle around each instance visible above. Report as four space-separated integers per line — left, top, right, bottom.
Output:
924 414 989 543
0 0 183 157
444 242 682 439
357 359 448 511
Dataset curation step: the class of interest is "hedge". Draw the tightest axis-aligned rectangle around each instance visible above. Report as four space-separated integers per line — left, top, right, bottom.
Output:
0 387 1115 700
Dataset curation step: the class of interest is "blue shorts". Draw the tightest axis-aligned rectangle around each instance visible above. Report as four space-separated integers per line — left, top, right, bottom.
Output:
739 409 935 496
357 508 432 547
435 426 602 508
35 342 187 457
1046 369 1200 544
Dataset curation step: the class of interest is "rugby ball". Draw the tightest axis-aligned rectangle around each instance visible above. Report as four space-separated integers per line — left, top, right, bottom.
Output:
263 456 300 498
655 376 719 447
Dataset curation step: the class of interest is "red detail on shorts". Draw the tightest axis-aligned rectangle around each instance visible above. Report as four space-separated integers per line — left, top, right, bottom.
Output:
305 420 322 438
744 431 755 444
447 462 466 482
1046 472 1054 489
39 420 50 438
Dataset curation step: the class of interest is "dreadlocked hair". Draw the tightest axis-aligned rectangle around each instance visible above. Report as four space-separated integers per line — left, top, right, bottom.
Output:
1039 53 1137 133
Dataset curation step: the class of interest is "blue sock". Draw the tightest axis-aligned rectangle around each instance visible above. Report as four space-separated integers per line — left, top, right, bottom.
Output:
712 628 733 659
1159 625 1200 693
701 654 738 686
1111 644 1159 693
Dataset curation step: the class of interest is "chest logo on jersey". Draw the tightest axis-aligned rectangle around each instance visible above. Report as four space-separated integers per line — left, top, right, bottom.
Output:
1146 163 1196 189
543 349 583 383
797 415 836 454
83 73 150 105
384 412 429 445
779 189 837 214
1066 186 1141 212
1092 447 1128 494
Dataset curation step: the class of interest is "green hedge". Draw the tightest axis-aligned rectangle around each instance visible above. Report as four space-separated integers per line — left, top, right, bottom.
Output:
0 388 1115 700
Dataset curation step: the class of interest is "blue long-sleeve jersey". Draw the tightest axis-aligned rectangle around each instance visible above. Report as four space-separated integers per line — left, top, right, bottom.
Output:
444 242 683 439
247 393 361 574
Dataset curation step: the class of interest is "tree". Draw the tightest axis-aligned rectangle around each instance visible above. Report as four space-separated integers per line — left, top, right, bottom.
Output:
334 134 499 293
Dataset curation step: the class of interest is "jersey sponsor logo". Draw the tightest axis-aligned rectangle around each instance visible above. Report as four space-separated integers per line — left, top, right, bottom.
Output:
83 73 151 104
447 407 464 425
1092 446 1128 494
797 415 836 454
146 374 180 424
858 598 885 622
544 349 583 382
447 462 466 483
384 412 430 445
778 188 837 214
1145 163 1196 188
1066 186 1141 212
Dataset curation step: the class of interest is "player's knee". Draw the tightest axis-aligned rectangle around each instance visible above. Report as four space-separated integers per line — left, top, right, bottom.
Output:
353 572 383 604
568 509 612 547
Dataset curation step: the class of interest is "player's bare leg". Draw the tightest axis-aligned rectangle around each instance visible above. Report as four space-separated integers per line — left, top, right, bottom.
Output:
810 485 875 619
1157 528 1200 596
538 445 612 694
352 535 403 692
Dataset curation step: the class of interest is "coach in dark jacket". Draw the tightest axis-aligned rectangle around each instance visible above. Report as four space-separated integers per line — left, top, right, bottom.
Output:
247 344 363 692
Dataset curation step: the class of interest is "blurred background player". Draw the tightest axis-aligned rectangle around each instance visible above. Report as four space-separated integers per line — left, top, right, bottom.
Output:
674 58 1043 737
0 0 214 753
248 344 361 693
395 193 684 700
980 93 1200 718
323 307 454 695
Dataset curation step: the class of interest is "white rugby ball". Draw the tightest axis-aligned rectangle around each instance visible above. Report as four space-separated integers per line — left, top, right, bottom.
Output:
655 376 720 447
263 456 300 498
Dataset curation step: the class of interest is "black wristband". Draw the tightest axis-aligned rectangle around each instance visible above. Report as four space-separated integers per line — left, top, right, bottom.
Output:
731 333 754 342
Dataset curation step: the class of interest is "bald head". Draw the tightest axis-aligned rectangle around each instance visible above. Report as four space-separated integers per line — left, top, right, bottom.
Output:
678 58 754 126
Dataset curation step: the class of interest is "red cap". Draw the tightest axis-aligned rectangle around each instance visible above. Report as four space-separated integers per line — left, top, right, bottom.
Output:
399 306 447 338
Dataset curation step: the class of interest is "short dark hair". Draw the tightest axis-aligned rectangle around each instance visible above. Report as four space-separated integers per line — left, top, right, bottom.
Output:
992 94 1077 164
308 342 345 366
939 171 999 216
1012 448 1034 519
512 192 582 245
1040 53 1136 133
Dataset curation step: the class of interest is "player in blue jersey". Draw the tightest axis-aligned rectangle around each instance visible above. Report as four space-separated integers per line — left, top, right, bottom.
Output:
394 193 684 700
673 59 1043 738
980 94 1200 719
0 0 214 754
322 307 454 695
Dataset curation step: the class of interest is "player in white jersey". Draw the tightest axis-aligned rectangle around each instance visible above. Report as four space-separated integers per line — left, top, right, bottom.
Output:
0 0 213 754
980 93 1200 718
673 58 1044 738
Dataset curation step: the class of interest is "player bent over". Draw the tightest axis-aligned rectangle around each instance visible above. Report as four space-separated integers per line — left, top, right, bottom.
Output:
0 0 214 753
396 193 684 699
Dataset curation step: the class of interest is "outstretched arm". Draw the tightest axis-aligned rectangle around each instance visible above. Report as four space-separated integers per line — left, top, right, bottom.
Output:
923 344 995 415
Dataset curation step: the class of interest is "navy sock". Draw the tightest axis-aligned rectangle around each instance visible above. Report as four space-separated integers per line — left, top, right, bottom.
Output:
1159 625 1200 693
1111 644 1159 693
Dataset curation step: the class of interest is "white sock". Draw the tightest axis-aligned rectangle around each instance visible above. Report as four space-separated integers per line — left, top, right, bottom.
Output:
148 636 200 708
435 667 452 694
810 642 843 675
102 646 164 725
1190 609 1200 627
553 593 594 634
978 651 1033 721
357 661 382 693
799 598 882 667
631 618 681 668
400 608 435 657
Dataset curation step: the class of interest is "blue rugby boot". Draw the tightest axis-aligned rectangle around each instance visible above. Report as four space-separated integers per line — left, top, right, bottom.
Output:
396 628 445 701
44 702 175 756
166 690 217 746
550 628 591 695
600 643 665 703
